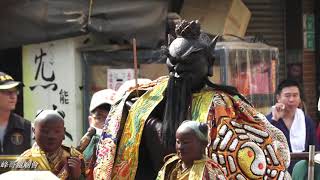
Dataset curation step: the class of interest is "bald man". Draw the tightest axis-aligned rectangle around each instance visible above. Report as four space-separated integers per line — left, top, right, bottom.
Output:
16 110 85 179
157 121 225 180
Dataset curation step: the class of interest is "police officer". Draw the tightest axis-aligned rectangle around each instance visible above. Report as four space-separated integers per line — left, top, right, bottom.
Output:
0 71 31 154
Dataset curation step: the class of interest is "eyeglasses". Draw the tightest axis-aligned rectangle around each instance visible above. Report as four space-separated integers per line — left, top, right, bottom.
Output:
0 89 20 96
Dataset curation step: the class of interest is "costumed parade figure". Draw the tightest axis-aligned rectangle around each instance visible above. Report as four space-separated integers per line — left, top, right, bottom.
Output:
15 110 86 180
156 120 226 180
94 20 291 180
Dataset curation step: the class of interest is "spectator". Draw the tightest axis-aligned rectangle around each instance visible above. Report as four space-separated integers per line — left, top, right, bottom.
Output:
266 79 319 172
83 89 115 179
87 89 115 135
0 71 31 155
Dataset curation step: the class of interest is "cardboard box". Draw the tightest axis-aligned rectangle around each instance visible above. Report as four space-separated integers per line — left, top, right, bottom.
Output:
140 64 169 80
180 0 251 38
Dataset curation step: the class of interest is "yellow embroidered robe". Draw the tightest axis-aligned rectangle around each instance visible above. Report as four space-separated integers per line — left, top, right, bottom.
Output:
157 154 226 180
16 143 85 179
95 77 291 179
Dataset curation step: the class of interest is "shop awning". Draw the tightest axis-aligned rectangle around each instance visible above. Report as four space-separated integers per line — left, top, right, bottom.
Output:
0 0 169 49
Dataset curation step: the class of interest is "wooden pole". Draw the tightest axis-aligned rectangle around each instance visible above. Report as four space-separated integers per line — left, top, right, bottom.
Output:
88 0 94 24
133 38 139 97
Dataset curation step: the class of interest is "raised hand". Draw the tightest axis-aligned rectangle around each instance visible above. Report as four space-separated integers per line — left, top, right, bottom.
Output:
272 103 285 121
68 157 81 179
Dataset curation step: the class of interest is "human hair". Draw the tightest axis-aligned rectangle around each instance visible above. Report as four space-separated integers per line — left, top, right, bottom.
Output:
178 120 208 143
276 79 303 98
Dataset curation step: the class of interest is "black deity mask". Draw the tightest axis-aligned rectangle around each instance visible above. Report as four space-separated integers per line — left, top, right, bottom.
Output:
163 20 218 78
161 20 218 149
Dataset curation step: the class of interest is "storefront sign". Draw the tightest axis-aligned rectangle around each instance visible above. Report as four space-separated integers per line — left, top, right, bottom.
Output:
107 68 135 90
303 14 315 51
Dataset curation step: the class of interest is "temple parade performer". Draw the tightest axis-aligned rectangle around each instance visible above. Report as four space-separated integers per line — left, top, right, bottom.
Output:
95 20 291 180
157 120 226 180
15 109 86 180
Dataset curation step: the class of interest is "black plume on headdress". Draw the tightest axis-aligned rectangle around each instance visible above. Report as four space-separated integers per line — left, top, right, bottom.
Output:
175 20 201 39
34 108 73 141
56 110 65 119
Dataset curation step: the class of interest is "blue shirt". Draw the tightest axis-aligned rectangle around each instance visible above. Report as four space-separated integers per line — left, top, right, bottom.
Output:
266 112 319 173
266 113 319 152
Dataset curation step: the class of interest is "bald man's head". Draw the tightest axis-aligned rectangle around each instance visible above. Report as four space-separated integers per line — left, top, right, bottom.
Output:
33 109 65 153
34 110 64 126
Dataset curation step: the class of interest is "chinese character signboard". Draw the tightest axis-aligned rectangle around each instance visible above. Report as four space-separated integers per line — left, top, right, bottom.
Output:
107 68 135 90
303 14 315 51
22 38 83 146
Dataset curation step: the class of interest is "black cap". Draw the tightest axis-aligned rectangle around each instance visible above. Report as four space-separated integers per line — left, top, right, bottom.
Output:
0 72 21 90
